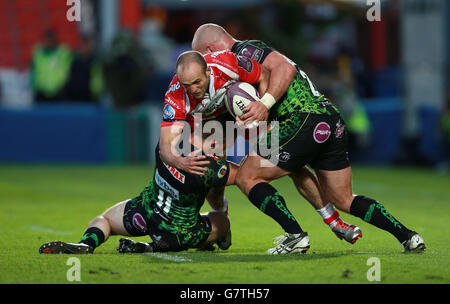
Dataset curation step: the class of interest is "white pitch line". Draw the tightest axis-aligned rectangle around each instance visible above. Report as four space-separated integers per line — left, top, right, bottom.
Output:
143 252 194 263
29 225 73 235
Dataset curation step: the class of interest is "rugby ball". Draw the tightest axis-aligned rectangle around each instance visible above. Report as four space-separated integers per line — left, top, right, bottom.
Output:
225 82 260 118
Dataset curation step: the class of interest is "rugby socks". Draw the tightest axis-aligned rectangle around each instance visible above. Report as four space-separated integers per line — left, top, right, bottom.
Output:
248 182 303 234
316 203 342 229
79 227 105 250
349 195 412 243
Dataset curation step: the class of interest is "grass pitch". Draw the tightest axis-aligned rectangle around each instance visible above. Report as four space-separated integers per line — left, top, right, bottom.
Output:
0 164 449 284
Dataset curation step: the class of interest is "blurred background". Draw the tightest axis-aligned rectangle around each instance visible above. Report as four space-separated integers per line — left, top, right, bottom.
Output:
0 0 448 172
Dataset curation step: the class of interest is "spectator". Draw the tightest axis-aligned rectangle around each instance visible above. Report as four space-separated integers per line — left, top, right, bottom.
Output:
30 30 73 102
103 30 152 109
65 35 104 102
333 49 371 158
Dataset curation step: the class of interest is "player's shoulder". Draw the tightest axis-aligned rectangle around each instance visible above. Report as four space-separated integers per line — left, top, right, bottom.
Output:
236 39 272 49
205 50 239 66
164 75 185 104
165 74 183 96
231 40 275 63
162 74 187 122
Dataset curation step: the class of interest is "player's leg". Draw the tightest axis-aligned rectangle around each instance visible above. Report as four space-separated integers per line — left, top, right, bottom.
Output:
203 115 236 214
236 154 301 234
206 186 228 213
288 166 361 244
270 110 362 244
235 155 310 254
39 200 133 254
199 211 231 250
315 167 425 252
288 166 326 210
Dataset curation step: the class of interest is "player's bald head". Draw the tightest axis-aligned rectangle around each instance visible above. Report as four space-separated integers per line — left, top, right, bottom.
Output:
192 23 235 54
176 50 211 100
176 50 207 75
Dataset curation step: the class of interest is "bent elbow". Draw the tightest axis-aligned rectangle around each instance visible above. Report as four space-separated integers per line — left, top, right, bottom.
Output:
286 63 297 78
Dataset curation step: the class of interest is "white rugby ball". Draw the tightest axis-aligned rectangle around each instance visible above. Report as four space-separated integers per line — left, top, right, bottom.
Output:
224 82 260 118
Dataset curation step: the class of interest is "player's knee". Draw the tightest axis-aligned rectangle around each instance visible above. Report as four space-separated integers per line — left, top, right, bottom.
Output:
87 215 111 237
88 215 106 227
288 171 303 184
332 195 355 213
235 169 258 195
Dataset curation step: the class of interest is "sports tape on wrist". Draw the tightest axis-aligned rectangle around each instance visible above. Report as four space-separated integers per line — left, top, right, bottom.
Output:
261 93 276 110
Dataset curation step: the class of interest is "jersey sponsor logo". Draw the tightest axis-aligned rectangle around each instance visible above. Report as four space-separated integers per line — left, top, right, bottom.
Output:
155 169 179 199
132 213 147 233
240 45 264 62
165 96 181 110
163 163 186 183
335 120 345 139
217 164 227 179
313 122 331 143
165 81 180 95
276 151 291 162
236 55 253 73
163 104 175 120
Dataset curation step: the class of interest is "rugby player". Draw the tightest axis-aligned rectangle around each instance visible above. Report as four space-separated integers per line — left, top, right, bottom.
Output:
159 50 315 253
39 144 235 254
193 24 364 248
191 24 426 253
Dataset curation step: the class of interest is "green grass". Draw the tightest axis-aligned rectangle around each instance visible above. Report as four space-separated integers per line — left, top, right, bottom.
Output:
0 164 449 284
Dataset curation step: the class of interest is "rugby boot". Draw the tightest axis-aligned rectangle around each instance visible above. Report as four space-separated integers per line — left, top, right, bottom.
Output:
266 232 310 254
39 241 93 254
402 232 426 253
332 219 363 244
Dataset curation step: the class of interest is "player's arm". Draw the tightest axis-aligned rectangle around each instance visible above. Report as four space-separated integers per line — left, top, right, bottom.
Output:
240 53 296 125
262 51 297 102
241 51 297 124
159 124 210 176
239 65 271 124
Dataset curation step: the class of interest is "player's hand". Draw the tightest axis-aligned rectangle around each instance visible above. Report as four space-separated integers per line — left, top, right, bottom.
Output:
239 101 269 126
176 152 210 176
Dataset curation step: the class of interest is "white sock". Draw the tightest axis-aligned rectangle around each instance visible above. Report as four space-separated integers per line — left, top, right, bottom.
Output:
316 203 340 228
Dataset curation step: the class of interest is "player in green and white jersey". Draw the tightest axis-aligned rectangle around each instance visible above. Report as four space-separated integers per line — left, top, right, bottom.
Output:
192 24 425 254
39 143 235 254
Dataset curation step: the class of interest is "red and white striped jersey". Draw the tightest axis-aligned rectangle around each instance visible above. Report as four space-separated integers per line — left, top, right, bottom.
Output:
160 50 262 129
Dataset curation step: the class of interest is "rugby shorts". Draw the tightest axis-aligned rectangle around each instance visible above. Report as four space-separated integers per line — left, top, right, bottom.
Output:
259 113 350 172
122 197 212 252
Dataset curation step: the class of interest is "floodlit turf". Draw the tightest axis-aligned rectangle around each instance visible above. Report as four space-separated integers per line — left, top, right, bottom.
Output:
0 164 449 284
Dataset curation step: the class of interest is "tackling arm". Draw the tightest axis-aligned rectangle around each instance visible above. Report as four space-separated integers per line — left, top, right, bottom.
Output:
262 51 297 102
159 124 210 176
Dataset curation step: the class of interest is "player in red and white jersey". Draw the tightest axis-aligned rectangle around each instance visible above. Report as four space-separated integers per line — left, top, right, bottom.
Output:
161 50 265 131
159 50 269 178
157 50 270 235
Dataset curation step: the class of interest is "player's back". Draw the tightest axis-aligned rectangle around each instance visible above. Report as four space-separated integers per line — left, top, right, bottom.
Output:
138 144 229 231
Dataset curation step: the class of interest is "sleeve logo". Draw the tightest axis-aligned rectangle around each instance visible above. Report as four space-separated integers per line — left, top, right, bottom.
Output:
163 104 175 120
236 55 253 73
165 82 180 95
217 164 228 179
240 45 263 62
